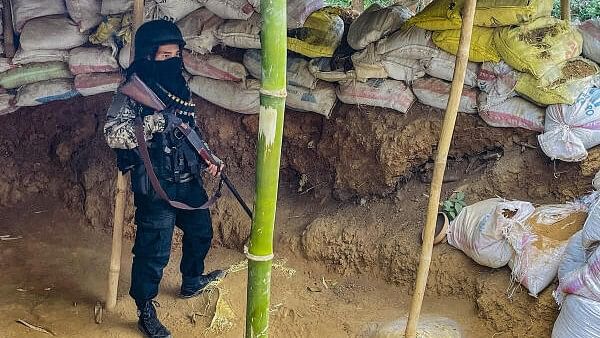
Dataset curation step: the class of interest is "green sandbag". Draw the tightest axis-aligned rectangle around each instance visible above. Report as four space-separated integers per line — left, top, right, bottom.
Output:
0 62 73 89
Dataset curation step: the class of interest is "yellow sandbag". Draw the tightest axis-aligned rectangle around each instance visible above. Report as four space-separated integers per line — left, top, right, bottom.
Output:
515 58 599 105
494 17 583 79
404 0 462 31
89 13 132 46
432 27 501 62
474 0 553 27
287 9 344 58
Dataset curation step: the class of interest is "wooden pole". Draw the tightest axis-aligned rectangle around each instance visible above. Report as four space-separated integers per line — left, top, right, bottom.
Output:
404 0 477 335
104 0 144 312
2 0 15 57
351 0 364 12
560 0 571 22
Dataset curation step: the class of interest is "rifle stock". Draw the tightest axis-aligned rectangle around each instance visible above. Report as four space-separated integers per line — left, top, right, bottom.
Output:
120 74 166 111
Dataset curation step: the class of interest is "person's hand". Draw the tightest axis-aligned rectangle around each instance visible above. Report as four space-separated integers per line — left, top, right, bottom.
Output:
205 159 224 177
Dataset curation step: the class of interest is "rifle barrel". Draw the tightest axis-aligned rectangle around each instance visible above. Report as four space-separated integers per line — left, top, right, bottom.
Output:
221 173 253 219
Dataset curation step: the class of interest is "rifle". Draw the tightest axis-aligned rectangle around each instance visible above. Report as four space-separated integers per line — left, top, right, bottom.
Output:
120 74 253 219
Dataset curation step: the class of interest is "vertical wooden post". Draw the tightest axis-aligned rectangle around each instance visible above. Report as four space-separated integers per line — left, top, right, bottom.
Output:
2 0 15 57
352 0 364 12
560 0 571 22
404 0 477 335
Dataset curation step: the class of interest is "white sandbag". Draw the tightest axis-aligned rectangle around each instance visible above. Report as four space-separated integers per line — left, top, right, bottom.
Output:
74 72 123 96
12 49 70 65
347 4 413 50
216 15 262 50
552 295 600 338
476 61 518 100
351 44 388 80
508 203 587 297
16 79 79 107
412 77 479 114
582 198 600 252
189 76 259 114
11 0 68 32
376 26 439 60
0 94 18 116
20 16 89 51
425 50 478 88
177 9 224 55
69 47 120 75
380 54 425 82
118 44 132 69
101 0 133 15
205 0 254 20
251 0 323 29
145 0 202 22
243 49 316 89
66 0 102 32
336 78 415 114
447 199 530 268
555 231 600 304
580 19 600 65
538 87 600 162
478 92 545 132
308 58 357 82
0 58 16 73
594 171 600 191
183 50 246 82
286 82 336 117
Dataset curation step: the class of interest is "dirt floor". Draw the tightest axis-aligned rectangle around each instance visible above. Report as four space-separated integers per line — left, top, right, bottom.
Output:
1 95 598 337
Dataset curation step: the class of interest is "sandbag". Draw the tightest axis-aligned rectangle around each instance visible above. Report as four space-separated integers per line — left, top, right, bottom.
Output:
336 78 416 114
74 72 123 96
582 198 600 252
347 4 413 50
552 295 600 338
376 26 439 59
424 50 479 87
412 77 478 113
538 87 600 162
0 59 15 74
580 19 600 64
286 0 325 29
474 0 553 27
508 204 587 296
89 13 132 47
118 44 132 69
243 49 317 89
0 94 18 116
16 79 79 107
286 82 337 117
555 231 600 304
69 47 120 75
177 9 224 54
216 15 262 49
308 58 357 82
432 27 501 63
478 92 545 132
381 55 425 82
205 0 254 20
20 16 89 51
145 0 202 22
447 199 531 268
494 17 583 80
516 58 599 106
287 9 345 58
101 0 133 15
11 0 68 32
0 62 73 90
189 76 260 114
12 49 70 65
183 50 246 82
404 0 462 31
351 45 388 80
477 61 518 101
66 0 102 32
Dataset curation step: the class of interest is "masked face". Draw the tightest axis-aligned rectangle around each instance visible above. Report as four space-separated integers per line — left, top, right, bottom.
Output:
153 56 184 80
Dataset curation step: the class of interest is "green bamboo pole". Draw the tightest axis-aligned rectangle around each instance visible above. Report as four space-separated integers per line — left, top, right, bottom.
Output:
245 0 287 336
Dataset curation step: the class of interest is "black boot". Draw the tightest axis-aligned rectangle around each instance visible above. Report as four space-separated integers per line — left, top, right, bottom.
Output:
137 301 172 338
179 269 226 299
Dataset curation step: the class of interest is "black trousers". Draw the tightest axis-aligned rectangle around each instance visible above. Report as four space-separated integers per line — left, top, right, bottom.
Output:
128 176 213 307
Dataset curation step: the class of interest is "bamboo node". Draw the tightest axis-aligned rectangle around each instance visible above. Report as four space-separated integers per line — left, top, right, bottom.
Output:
244 245 274 262
259 88 287 98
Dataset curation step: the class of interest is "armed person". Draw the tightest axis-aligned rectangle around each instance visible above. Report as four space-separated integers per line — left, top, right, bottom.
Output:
104 20 226 338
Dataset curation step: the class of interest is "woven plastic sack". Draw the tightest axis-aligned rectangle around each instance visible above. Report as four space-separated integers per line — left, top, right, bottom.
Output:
145 0 202 22
183 50 246 82
287 0 325 29
89 14 132 46
508 203 587 297
243 49 317 89
0 59 15 74
74 72 123 96
538 87 600 162
66 0 102 32
494 17 582 80
12 49 69 65
552 295 600 338
424 50 479 87
69 47 119 75
20 16 89 51
351 45 389 80
579 19 600 64
0 62 73 90
101 0 133 15
308 58 358 82
0 94 18 116
286 82 337 117
582 198 600 252
473 0 553 27
177 9 224 55
478 92 545 132
336 78 416 113
412 77 478 114
477 61 518 100
347 4 413 50
381 55 425 82
216 14 262 49
432 27 501 63
189 76 260 114
404 0 462 31
11 0 68 33
376 26 439 59
205 0 254 20
16 79 79 107
288 10 344 58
